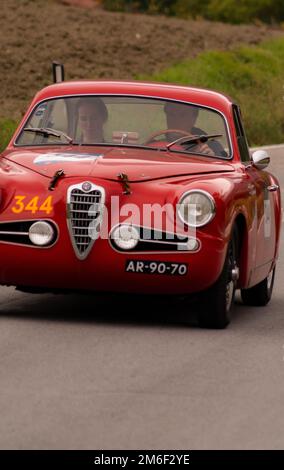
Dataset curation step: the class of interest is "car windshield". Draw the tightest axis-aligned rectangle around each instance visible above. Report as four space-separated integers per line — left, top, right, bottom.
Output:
16 96 231 158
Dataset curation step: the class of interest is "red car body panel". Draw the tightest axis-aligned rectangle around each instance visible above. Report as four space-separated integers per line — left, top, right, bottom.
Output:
0 81 281 296
3 146 235 181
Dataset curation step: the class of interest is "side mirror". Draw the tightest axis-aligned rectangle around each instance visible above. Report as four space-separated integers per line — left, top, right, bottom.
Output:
252 149 270 170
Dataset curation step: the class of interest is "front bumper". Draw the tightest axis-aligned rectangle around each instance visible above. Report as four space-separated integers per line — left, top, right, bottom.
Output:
0 176 227 295
0 229 226 295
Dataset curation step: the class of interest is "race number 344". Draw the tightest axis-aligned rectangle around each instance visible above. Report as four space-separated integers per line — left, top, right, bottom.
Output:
11 196 53 215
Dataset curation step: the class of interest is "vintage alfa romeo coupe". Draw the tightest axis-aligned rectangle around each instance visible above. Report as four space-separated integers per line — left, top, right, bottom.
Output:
0 77 281 328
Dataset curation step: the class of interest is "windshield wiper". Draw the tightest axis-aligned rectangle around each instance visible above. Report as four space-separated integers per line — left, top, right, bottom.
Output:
23 127 73 144
166 134 223 151
78 142 167 152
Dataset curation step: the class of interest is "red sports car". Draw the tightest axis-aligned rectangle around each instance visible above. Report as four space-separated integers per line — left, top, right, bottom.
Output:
0 79 281 328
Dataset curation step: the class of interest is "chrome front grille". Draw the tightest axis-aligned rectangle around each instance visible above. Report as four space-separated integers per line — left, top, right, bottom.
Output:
67 182 105 259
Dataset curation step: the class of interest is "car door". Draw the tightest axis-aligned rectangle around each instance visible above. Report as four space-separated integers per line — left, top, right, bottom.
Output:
233 105 276 270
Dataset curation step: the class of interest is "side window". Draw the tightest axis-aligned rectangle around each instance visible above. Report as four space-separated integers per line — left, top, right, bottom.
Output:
233 105 251 162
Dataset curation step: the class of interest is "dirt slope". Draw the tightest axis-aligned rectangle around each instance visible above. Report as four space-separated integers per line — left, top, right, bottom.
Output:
0 0 281 120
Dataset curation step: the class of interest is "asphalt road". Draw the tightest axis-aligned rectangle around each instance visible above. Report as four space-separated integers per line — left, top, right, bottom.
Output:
0 146 284 450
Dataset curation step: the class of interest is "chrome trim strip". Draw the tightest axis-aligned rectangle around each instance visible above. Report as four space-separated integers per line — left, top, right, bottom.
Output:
0 219 59 249
267 184 279 192
109 223 201 254
0 231 29 236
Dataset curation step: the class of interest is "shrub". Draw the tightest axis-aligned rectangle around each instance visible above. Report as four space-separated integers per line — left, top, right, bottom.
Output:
0 119 17 152
101 0 284 23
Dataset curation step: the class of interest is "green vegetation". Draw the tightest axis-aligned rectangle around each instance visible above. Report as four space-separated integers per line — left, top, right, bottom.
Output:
142 37 284 146
101 0 284 24
0 119 17 152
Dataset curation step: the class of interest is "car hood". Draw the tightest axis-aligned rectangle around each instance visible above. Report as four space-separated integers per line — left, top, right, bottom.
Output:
4 146 234 182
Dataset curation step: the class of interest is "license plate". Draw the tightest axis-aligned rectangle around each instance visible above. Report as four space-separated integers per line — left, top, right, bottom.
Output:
125 260 188 276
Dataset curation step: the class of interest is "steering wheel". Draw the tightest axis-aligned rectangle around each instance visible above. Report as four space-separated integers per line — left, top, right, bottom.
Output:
144 129 192 145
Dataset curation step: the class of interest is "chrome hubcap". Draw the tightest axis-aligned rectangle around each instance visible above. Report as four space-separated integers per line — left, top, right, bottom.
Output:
226 254 239 312
231 265 240 282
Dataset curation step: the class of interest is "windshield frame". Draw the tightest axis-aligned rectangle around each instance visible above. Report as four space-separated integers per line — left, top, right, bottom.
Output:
14 94 233 160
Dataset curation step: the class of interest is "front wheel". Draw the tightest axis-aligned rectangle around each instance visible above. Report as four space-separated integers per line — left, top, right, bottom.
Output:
241 267 275 306
197 229 239 329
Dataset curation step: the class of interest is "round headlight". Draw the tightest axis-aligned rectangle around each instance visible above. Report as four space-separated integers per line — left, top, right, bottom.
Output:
177 190 215 227
112 224 139 250
29 221 55 246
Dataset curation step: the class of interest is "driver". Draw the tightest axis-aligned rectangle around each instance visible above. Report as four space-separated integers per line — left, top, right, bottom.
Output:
164 102 225 157
77 97 108 144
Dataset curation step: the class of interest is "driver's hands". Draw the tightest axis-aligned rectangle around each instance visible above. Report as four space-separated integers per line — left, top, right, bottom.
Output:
196 142 215 156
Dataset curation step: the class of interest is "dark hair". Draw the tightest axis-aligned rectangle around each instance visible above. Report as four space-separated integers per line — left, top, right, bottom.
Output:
164 101 199 118
78 97 108 122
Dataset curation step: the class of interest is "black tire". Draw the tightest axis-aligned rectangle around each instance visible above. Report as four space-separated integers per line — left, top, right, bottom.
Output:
241 267 275 306
198 227 239 329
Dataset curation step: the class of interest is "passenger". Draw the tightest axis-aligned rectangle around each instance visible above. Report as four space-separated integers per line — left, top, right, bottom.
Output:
77 97 108 144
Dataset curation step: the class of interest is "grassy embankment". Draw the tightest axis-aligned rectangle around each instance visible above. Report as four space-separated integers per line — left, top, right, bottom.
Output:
0 119 18 152
146 36 284 146
1 36 284 151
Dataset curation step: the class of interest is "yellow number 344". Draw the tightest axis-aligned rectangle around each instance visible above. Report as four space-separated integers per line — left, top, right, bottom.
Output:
12 196 53 215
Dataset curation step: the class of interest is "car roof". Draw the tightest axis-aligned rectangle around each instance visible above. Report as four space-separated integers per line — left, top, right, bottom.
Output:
33 80 234 115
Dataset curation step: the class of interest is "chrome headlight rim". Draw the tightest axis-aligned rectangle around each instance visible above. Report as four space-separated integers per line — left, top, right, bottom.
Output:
177 189 216 228
28 220 56 246
111 224 140 251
